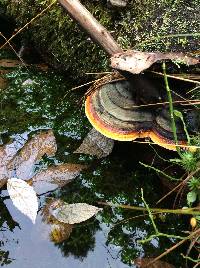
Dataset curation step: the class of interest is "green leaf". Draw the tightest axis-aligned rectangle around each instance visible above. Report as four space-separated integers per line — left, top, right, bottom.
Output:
187 191 197 205
195 216 200 222
174 109 183 119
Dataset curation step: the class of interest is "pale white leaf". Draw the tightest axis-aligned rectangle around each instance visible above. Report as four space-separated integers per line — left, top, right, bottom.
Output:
7 178 38 224
50 200 102 224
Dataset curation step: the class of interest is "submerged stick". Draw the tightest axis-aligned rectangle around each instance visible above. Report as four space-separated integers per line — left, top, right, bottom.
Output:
58 0 122 56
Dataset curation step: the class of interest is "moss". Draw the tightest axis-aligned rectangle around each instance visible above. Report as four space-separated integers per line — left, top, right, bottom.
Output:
116 0 200 52
2 0 199 79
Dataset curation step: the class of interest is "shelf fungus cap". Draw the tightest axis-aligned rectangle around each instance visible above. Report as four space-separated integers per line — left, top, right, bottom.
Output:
85 80 188 151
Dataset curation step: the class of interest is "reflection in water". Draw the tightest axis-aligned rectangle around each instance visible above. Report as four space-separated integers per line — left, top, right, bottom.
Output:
0 64 187 267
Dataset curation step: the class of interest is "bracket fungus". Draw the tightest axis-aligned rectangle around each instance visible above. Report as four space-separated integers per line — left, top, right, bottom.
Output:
85 78 198 151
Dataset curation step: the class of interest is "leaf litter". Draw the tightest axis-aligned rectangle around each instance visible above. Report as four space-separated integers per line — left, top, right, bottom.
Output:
48 199 103 224
7 178 38 224
75 128 114 158
0 130 87 224
30 163 87 194
40 199 73 243
0 140 22 187
7 130 57 180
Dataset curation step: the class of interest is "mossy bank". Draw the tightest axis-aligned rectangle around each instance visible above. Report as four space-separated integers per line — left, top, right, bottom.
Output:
1 0 200 79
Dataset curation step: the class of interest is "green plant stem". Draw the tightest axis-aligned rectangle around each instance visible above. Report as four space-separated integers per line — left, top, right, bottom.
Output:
139 232 185 244
181 254 200 263
181 117 191 144
174 110 191 144
140 162 180 181
143 228 200 268
163 62 181 156
141 188 158 233
98 201 200 216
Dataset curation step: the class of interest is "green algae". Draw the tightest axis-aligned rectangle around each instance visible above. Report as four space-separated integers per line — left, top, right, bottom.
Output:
116 0 200 52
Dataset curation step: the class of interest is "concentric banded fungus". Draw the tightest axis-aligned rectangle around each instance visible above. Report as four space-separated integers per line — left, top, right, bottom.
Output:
85 80 195 151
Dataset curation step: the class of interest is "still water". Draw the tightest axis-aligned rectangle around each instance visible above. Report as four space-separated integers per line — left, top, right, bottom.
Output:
0 50 187 267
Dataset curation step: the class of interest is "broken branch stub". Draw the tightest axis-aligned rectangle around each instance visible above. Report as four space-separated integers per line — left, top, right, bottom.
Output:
111 50 200 74
59 1 199 75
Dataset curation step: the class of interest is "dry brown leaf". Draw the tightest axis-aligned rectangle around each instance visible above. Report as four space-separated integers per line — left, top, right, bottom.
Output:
134 258 176 268
7 130 57 180
0 77 7 90
111 50 200 74
41 200 73 243
31 163 87 194
0 59 22 68
0 141 20 186
35 63 49 71
0 141 19 166
0 59 48 71
74 128 114 158
0 70 8 90
0 69 12 90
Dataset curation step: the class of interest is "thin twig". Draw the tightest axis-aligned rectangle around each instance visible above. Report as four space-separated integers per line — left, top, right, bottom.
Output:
98 201 200 216
126 99 200 109
150 71 200 85
0 33 28 70
163 62 182 155
143 228 200 268
131 140 200 150
157 167 200 205
0 0 56 50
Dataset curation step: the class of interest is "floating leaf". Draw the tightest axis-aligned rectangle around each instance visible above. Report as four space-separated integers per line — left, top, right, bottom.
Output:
134 258 175 268
111 50 199 74
31 163 87 194
49 200 102 224
41 200 73 243
8 130 57 180
0 141 20 168
75 128 114 158
7 178 38 223
0 141 21 187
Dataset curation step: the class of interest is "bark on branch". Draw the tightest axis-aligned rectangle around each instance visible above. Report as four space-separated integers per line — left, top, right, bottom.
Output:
58 0 123 56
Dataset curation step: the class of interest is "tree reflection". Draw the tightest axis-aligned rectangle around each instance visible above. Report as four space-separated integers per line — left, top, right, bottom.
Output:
0 197 18 266
49 143 186 266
